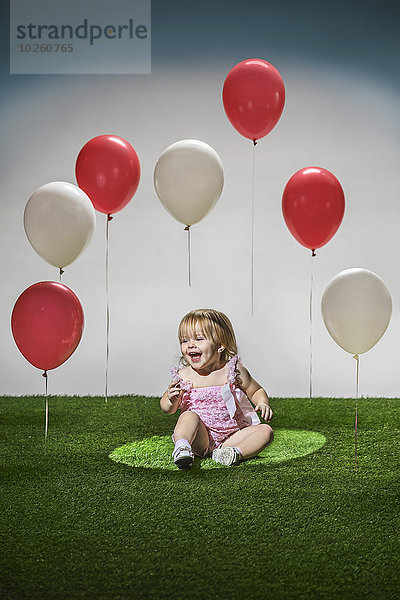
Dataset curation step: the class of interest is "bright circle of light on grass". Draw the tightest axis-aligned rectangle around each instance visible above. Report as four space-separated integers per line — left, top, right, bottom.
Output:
109 429 326 470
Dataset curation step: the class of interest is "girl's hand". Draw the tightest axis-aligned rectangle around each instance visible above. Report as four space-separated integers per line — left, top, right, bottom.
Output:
255 402 273 422
167 380 183 404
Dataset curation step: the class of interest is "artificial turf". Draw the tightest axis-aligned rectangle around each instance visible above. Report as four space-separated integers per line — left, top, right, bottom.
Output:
0 395 398 600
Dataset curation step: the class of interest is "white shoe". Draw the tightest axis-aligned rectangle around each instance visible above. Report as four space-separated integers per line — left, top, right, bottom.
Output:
172 445 194 469
212 447 242 466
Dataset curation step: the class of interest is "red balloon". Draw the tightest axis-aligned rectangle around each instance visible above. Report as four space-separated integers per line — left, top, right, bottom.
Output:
75 135 141 215
282 167 345 252
11 282 84 371
222 58 285 142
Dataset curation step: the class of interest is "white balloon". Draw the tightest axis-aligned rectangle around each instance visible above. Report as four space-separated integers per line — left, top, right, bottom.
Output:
321 268 392 355
154 139 224 226
24 181 96 269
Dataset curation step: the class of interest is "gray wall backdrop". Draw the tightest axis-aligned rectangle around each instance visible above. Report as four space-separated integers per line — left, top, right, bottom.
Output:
1 0 399 398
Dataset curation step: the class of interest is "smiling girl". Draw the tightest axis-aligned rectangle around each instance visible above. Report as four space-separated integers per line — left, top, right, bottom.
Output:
160 309 273 469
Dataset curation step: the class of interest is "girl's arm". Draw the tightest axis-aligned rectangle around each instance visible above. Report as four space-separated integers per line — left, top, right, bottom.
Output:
237 363 273 423
160 380 182 415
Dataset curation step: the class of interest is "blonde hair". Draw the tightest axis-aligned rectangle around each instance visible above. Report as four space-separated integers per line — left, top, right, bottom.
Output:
178 309 238 364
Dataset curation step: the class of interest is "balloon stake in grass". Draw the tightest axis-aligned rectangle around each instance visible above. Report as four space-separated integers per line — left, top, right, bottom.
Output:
282 167 345 398
154 139 224 286
75 135 141 402
321 268 392 472
223 58 285 314
11 282 84 439
24 181 96 281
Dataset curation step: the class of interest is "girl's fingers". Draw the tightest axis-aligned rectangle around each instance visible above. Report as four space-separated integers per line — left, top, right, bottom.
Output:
257 405 273 421
168 382 182 402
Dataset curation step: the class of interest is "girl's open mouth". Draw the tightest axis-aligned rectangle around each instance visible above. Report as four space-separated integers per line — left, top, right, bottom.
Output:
189 352 201 362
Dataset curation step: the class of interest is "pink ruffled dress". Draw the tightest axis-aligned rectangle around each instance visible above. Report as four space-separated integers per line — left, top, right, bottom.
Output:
170 355 260 454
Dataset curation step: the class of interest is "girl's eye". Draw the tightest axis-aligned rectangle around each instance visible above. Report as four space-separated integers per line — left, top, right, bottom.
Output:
181 339 188 344
196 337 204 341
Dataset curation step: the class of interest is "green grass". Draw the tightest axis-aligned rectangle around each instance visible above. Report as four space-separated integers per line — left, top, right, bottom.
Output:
0 396 398 600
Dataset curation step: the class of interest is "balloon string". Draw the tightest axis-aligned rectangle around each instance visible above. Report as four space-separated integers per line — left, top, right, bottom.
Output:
251 142 256 316
42 370 48 441
353 353 360 399
105 215 113 403
355 406 358 475
309 251 315 399
184 226 191 287
353 353 359 474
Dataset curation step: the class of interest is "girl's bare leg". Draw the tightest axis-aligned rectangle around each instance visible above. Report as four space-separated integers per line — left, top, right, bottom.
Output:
173 410 210 456
221 424 273 459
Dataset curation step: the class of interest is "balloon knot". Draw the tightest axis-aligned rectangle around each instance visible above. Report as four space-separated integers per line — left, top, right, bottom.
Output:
107 214 113 221
42 371 48 379
253 139 258 146
59 268 65 275
184 225 190 231
353 354 359 361
312 249 316 257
